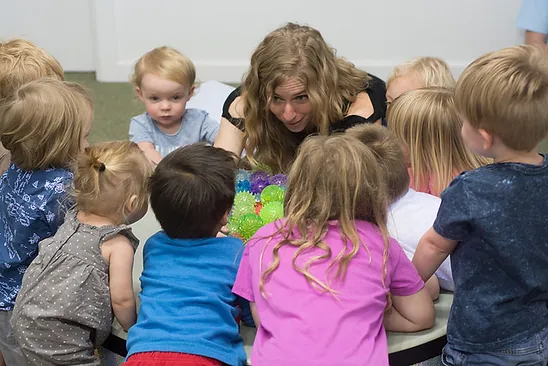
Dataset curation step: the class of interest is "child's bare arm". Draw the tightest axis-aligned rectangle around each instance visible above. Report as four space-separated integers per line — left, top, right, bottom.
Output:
425 275 440 301
136 142 162 166
105 235 137 332
413 227 457 282
250 302 260 328
384 288 435 332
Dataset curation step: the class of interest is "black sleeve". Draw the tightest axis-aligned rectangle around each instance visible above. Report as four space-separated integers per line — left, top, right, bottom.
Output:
330 114 373 132
363 73 387 123
222 86 246 131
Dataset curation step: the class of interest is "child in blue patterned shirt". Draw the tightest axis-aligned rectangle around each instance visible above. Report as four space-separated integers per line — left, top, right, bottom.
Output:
0 78 93 365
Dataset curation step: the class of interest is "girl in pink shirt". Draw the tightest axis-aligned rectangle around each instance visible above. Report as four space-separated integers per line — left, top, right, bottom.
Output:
233 134 434 366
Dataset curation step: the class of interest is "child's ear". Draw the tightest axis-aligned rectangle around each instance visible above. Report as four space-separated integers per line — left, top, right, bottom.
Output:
479 129 494 150
187 85 195 101
126 194 138 212
221 210 230 226
136 87 144 102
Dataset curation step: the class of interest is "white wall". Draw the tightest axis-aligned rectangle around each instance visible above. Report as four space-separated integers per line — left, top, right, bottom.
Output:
0 0 94 71
1 0 523 81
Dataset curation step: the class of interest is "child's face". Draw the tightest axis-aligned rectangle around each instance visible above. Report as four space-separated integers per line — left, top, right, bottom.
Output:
137 73 193 132
386 74 424 105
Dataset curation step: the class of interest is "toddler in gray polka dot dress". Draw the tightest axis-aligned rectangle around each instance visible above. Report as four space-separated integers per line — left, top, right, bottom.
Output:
10 141 153 366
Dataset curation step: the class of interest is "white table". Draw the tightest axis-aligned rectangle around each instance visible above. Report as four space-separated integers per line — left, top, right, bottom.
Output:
104 209 452 365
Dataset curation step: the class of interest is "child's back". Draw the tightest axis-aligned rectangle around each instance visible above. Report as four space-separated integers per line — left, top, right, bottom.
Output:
233 135 434 366
235 219 423 365
125 143 247 366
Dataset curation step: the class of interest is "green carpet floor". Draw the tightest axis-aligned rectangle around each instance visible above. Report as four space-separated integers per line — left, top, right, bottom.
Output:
66 72 548 152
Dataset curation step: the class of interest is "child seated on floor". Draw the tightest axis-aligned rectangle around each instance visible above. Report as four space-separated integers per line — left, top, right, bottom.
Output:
12 141 152 366
347 124 453 293
385 56 455 105
413 45 548 366
0 39 66 176
129 46 220 165
0 78 93 366
387 87 489 196
233 134 434 366
124 143 247 366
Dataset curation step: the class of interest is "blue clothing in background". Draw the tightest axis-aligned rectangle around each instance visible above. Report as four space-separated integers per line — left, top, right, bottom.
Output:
129 109 220 158
126 232 247 365
0 164 72 310
434 155 548 353
517 0 548 34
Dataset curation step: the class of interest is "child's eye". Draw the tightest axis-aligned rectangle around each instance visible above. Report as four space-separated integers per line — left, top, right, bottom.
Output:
172 96 181 101
149 96 159 101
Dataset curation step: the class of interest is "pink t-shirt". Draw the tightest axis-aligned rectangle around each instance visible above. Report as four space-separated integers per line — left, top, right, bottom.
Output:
232 219 424 366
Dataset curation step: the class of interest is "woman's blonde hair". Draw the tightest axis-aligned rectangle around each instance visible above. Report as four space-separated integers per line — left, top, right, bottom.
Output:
0 78 92 170
387 87 489 196
259 134 391 296
0 39 65 102
243 23 370 173
132 46 196 92
73 141 152 224
387 57 455 90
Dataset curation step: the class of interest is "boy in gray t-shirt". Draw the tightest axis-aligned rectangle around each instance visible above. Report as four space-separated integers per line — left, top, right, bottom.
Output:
129 46 219 165
413 45 548 365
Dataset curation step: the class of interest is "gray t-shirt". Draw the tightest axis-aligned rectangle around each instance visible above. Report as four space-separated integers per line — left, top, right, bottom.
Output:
129 109 219 157
434 154 548 352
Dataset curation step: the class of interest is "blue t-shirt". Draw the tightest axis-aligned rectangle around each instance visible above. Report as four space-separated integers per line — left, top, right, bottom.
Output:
517 0 548 34
126 232 247 365
0 164 73 310
129 109 220 158
434 155 548 352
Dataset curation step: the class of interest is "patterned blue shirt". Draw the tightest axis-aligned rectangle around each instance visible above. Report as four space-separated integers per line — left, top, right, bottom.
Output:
0 164 73 310
434 155 548 352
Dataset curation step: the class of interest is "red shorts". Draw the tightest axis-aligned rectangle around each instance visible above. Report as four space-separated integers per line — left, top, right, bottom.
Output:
123 352 222 366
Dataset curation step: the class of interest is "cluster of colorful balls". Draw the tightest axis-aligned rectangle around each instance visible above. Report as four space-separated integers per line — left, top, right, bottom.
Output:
228 169 288 241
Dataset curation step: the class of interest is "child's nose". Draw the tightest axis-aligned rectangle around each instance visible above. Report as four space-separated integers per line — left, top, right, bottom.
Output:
160 101 171 111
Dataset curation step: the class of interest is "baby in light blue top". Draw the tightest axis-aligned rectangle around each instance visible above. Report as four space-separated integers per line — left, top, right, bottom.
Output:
129 46 219 164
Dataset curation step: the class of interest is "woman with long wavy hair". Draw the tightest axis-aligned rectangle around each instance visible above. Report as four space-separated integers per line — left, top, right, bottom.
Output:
214 23 387 173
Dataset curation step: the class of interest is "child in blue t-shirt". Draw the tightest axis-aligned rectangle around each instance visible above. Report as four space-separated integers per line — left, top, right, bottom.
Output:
129 46 220 165
125 143 247 366
413 45 548 366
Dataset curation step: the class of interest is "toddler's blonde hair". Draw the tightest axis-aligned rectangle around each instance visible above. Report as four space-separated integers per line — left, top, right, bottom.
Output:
73 141 152 224
259 134 390 297
387 57 455 90
456 45 548 151
0 78 92 170
132 46 196 92
387 87 489 196
0 39 64 102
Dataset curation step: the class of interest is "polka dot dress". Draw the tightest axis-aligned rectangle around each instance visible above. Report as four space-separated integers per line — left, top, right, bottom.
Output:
11 210 139 365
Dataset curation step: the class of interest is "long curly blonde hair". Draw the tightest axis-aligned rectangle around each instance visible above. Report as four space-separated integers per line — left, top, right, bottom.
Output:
243 23 370 173
259 134 391 297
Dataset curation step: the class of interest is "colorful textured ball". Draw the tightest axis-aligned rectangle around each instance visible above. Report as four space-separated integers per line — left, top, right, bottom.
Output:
236 169 250 183
250 177 270 195
269 174 288 188
249 171 270 184
254 202 263 215
234 191 256 207
260 185 285 205
259 201 284 224
238 213 265 240
230 203 255 221
236 180 251 193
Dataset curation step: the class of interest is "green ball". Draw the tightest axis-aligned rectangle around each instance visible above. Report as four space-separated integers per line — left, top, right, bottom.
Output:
238 214 264 240
260 185 285 205
231 203 255 221
227 216 240 233
234 191 256 207
259 201 284 223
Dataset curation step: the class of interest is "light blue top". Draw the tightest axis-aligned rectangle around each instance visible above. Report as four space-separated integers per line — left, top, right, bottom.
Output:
517 0 548 34
129 109 220 158
0 163 73 310
126 232 247 365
